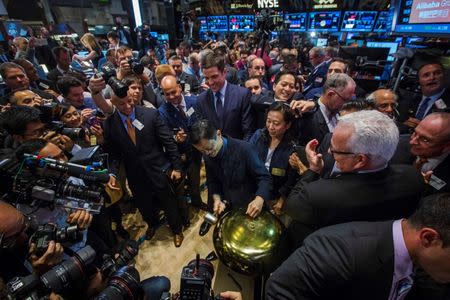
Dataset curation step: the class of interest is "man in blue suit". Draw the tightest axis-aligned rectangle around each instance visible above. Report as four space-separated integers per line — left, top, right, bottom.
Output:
190 119 272 236
303 47 328 96
158 75 204 210
195 51 254 141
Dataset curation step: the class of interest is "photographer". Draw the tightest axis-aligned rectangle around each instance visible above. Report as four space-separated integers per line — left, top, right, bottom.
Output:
57 76 98 111
168 55 200 95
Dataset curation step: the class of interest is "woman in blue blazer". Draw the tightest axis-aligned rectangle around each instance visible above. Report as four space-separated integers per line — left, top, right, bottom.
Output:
249 102 298 215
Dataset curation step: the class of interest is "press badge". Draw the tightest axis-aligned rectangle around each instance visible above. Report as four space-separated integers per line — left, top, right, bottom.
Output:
429 175 447 190
435 99 448 109
132 119 144 131
186 107 195 117
271 168 286 177
315 77 323 83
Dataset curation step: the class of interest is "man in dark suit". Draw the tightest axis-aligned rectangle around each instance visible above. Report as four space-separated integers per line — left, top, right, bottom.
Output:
47 47 72 85
168 55 200 95
103 91 186 247
195 52 254 141
298 73 356 146
190 119 272 235
158 75 204 210
398 62 450 127
286 110 425 248
266 193 450 300
391 112 450 196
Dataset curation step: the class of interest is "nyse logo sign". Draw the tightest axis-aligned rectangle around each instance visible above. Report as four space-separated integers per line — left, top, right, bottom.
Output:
312 0 339 9
257 0 279 9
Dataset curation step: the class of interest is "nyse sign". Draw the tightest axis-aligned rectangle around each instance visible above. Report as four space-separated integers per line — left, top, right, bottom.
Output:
257 0 279 9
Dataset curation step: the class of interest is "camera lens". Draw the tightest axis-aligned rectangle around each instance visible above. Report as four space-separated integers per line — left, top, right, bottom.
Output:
108 77 129 98
59 182 103 203
115 241 139 266
95 266 141 300
56 225 81 243
61 127 85 140
41 245 96 293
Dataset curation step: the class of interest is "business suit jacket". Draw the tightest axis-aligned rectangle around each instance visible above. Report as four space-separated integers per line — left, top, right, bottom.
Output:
46 68 63 84
397 88 450 122
285 165 425 244
266 221 396 300
103 106 182 191
195 82 254 141
179 72 200 94
303 62 328 95
204 136 272 208
298 108 330 146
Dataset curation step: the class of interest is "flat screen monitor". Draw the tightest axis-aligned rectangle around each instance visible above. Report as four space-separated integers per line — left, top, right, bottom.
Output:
198 16 208 32
284 13 308 32
158 33 169 41
317 38 328 47
308 11 341 31
229 15 254 32
2 20 28 38
373 11 392 32
150 31 158 38
366 41 399 62
395 0 450 34
207 16 228 32
341 11 377 32
255 11 285 32
405 36 427 48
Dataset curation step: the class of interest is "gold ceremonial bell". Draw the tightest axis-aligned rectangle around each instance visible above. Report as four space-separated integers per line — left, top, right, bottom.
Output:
213 209 287 276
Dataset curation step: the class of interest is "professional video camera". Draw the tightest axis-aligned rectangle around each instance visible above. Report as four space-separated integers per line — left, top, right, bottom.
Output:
95 66 129 98
6 246 96 300
0 152 108 213
46 121 86 140
161 254 220 300
101 240 139 279
128 58 144 75
29 223 83 256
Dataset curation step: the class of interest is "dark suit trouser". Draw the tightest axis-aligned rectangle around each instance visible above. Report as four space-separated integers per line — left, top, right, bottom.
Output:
128 175 183 235
186 152 202 206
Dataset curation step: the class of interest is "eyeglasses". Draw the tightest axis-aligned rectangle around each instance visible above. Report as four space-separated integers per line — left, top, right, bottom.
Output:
329 145 356 156
411 131 438 145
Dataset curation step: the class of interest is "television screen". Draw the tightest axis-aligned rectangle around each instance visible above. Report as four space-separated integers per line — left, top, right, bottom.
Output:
2 20 27 38
150 31 158 38
158 33 169 41
198 16 208 32
366 41 399 62
229 15 254 32
255 11 285 32
373 11 393 32
309 11 341 31
341 11 377 32
207 16 228 32
284 13 308 32
405 36 427 48
395 0 450 33
317 38 328 47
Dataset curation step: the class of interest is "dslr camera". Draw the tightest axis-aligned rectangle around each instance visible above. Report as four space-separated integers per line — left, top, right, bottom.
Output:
128 58 144 75
47 121 86 140
95 65 129 98
29 223 83 256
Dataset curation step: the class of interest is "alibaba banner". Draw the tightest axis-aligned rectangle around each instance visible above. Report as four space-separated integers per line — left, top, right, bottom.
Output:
409 0 450 23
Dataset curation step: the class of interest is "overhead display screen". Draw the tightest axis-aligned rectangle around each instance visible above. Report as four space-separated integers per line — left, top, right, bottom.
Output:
229 15 255 31
309 11 341 31
341 11 377 32
198 17 208 32
373 11 393 32
396 0 450 33
284 13 308 32
207 16 228 32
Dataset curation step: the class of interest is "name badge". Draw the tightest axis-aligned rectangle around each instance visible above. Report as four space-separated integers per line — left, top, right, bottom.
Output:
132 119 144 131
186 107 195 117
435 99 448 109
429 174 447 190
315 77 323 83
271 168 286 177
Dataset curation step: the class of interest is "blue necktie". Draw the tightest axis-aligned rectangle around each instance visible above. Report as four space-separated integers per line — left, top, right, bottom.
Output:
215 92 223 118
415 97 433 120
395 275 414 300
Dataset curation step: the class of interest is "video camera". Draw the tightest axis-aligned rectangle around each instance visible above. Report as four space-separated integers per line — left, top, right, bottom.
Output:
95 65 129 98
6 246 96 300
29 223 83 256
0 152 108 214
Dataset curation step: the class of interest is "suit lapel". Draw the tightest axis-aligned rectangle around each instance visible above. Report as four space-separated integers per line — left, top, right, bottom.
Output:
134 107 144 152
316 109 329 136
222 84 232 129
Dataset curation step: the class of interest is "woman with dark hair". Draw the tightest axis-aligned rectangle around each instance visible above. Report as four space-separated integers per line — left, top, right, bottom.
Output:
249 102 298 215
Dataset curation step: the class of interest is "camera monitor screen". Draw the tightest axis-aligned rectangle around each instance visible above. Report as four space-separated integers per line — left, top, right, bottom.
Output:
309 11 341 31
373 11 393 32
396 0 450 33
207 16 228 32
341 11 377 32
198 16 208 32
284 13 308 32
366 41 399 62
229 15 255 32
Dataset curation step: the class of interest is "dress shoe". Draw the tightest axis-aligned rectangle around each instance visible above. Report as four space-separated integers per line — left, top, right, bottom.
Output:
199 221 212 236
174 233 184 247
145 227 156 240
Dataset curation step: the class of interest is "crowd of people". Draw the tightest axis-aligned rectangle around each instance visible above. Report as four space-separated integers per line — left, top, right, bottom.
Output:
0 25 449 299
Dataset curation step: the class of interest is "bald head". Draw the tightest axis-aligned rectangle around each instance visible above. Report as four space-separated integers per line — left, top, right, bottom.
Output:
248 57 266 79
410 112 450 158
367 89 398 118
422 113 450 142
0 200 25 240
161 75 183 105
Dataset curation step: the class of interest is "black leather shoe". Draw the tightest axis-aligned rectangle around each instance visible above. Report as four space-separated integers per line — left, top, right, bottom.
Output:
199 221 212 236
